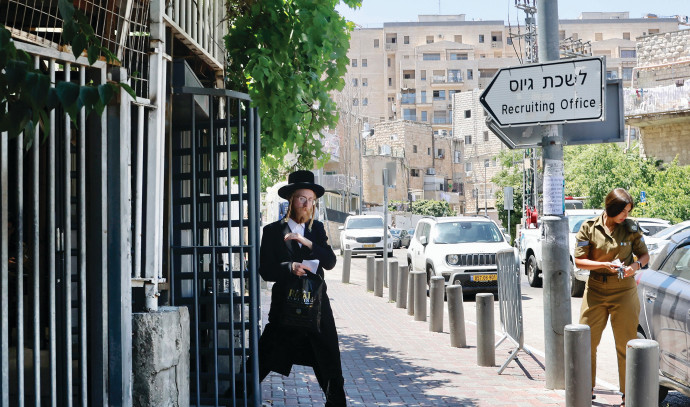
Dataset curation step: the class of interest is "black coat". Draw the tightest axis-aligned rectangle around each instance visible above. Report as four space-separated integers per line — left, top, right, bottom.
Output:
258 219 342 378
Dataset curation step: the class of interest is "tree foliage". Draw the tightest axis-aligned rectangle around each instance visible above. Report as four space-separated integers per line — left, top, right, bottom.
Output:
492 149 524 244
565 143 690 223
224 0 361 169
409 200 454 217
0 0 134 147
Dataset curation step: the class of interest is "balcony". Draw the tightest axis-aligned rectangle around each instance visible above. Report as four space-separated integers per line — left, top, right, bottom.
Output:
385 43 397 52
400 94 416 104
447 76 463 83
432 75 447 83
321 174 362 193
624 83 690 117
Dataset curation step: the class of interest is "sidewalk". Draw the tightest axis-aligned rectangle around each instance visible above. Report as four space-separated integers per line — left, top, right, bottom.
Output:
260 260 624 406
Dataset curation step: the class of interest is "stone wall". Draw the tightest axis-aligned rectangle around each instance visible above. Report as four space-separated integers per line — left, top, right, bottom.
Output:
133 306 190 407
636 30 690 88
629 116 690 166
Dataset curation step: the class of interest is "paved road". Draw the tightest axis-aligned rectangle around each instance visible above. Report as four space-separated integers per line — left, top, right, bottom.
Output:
260 248 689 406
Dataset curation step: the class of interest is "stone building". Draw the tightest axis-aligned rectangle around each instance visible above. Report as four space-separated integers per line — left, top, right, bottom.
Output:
626 29 690 165
325 12 682 216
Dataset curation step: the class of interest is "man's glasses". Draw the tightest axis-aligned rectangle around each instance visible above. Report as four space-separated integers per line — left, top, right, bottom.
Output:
295 196 316 206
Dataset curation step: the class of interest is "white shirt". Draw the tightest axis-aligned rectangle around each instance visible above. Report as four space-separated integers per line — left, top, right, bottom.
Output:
287 218 305 247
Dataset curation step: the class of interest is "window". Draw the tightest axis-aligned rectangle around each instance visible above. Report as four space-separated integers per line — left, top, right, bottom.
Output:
387 58 391 67
454 151 462 163
423 53 441 61
620 49 637 58
421 111 427 122
450 53 468 60
465 162 472 172
433 90 446 101
506 37 513 45
464 110 471 118
411 169 420 177
607 70 618 80
362 59 368 67
404 35 410 44
595 33 602 41
413 145 418 153
622 67 633 80
484 159 490 168
660 245 690 280
374 39 379 48
467 69 473 80
420 70 426 81
352 78 358 87
388 78 392 86
426 35 434 44
362 98 368 106
483 131 489 142
436 148 445 158
623 32 630 40
420 91 427 103
352 59 357 67
465 135 472 144
479 34 484 43
433 111 447 124
427 148 431 155
362 78 368 87
454 35 462 43
403 70 414 79
403 108 416 121
352 98 358 106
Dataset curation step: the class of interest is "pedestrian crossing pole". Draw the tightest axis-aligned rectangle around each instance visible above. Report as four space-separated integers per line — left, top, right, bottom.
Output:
537 0 571 390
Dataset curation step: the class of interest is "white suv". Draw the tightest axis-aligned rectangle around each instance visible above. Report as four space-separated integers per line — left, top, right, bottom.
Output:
339 215 393 257
407 216 511 293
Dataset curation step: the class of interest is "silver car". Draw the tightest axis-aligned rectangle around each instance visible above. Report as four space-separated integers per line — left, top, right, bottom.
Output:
636 224 690 400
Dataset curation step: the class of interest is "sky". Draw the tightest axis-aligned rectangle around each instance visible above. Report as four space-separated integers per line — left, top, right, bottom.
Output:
335 0 689 28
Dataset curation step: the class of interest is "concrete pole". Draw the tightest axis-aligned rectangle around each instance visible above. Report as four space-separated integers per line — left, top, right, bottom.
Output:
429 277 445 332
625 339 659 407
413 271 427 322
564 324 591 407
374 259 384 297
342 249 352 284
447 285 466 347
537 0 571 390
388 260 399 302
366 255 375 292
407 271 415 316
396 265 408 309
476 293 495 367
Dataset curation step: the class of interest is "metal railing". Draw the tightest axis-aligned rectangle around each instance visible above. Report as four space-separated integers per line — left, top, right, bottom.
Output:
495 248 531 374
624 82 690 116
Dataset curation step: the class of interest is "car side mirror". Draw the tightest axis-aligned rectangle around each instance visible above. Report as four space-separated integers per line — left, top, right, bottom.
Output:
420 236 428 246
338 226 344 230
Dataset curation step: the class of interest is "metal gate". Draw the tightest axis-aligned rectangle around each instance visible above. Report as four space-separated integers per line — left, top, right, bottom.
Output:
170 86 262 407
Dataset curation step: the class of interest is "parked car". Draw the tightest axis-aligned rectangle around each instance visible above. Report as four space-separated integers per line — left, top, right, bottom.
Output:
407 216 511 294
636 223 690 400
339 214 393 257
645 220 690 263
636 217 671 236
389 228 403 249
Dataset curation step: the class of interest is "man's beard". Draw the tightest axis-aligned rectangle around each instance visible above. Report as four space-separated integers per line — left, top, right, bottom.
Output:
291 208 312 224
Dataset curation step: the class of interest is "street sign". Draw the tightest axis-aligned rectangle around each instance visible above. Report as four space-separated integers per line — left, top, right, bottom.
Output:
480 57 605 127
640 191 647 206
487 79 623 149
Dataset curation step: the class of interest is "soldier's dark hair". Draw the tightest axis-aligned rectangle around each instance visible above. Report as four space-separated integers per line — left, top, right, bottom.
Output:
604 188 634 217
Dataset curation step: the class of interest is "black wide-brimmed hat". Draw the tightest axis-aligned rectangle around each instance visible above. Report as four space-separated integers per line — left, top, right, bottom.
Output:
278 170 325 200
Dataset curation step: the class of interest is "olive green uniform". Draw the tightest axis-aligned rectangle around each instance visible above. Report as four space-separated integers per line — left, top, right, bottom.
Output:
574 214 648 393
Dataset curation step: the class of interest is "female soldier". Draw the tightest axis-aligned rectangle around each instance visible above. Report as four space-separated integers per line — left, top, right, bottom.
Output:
574 188 649 406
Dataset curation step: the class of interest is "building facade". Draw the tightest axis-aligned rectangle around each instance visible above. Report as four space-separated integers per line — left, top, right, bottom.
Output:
330 12 681 216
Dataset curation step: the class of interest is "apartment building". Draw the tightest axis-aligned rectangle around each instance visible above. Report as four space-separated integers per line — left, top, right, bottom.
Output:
328 12 681 215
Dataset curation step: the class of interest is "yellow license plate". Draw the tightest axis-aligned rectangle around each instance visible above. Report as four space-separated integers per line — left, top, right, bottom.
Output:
363 244 375 248
472 274 497 282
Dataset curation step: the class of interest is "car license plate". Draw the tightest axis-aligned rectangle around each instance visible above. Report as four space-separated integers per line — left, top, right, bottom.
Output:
363 244 375 248
472 274 497 282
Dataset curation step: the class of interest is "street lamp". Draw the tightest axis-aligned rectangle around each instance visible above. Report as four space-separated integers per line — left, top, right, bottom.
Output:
484 159 489 216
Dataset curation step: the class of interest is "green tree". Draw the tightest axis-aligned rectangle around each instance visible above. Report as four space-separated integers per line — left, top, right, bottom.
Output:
409 200 454 217
225 0 361 169
492 149 524 244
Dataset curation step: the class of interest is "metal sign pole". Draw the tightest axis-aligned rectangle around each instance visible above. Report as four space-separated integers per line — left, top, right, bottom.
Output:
537 0 571 391
383 168 389 282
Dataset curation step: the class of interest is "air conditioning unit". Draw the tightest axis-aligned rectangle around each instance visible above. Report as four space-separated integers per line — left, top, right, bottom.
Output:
447 104 452 109
427 168 436 175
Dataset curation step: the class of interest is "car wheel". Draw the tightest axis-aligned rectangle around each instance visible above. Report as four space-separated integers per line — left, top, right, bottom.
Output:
570 272 585 297
407 258 413 272
526 254 543 287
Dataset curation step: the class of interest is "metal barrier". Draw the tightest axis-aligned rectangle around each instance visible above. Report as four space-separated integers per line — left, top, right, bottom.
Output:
495 248 531 374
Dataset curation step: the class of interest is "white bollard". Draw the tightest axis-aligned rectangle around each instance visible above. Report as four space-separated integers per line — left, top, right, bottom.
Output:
446 285 466 348
625 339 659 407
429 276 445 332
564 324 591 407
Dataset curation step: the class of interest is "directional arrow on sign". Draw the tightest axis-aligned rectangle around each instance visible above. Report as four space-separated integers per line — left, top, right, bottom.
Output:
479 57 605 127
